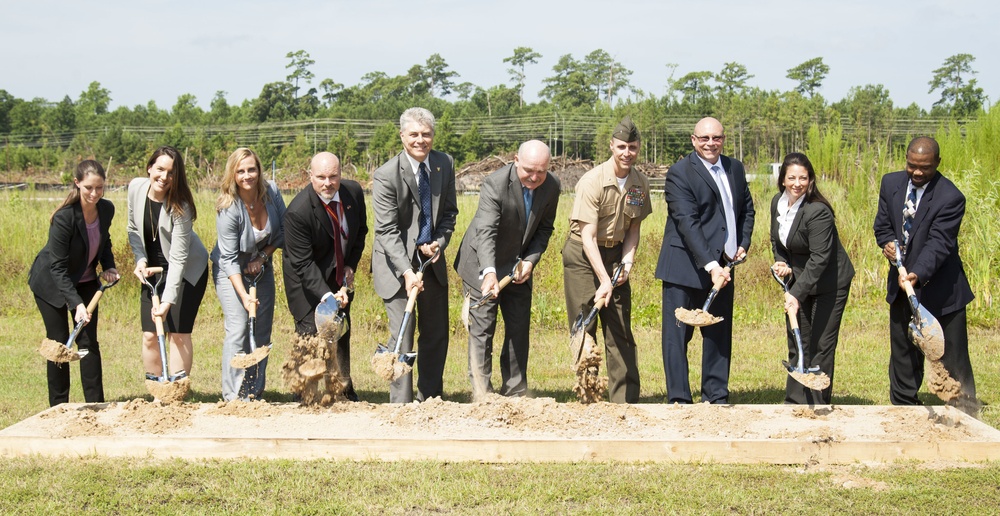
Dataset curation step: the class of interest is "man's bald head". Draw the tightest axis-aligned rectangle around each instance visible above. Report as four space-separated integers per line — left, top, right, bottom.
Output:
310 151 342 201
691 117 726 163
515 139 551 190
907 136 940 160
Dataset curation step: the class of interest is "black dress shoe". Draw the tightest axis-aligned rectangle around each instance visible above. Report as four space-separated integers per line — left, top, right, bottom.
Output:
343 387 360 402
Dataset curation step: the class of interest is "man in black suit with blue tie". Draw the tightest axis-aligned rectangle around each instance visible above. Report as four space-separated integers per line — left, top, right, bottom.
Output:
873 136 977 411
655 117 755 404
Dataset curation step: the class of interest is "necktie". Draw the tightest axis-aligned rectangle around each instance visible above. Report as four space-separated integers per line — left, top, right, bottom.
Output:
712 165 738 258
323 200 346 285
902 186 917 248
417 162 432 244
522 187 533 220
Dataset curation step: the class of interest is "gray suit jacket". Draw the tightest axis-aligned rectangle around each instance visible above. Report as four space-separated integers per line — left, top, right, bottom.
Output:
210 180 286 278
371 149 458 299
454 163 560 286
127 177 209 305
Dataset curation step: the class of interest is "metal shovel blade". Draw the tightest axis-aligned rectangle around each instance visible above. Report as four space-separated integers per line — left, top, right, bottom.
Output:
909 305 946 360
314 295 342 334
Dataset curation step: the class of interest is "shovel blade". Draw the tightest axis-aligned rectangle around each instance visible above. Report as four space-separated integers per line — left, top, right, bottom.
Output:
399 352 417 366
909 305 945 360
314 295 342 334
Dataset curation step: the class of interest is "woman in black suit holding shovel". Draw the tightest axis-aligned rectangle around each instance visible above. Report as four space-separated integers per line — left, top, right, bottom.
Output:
29 160 120 406
770 152 854 405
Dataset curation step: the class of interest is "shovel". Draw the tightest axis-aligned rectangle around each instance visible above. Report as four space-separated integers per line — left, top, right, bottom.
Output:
230 266 272 369
461 257 523 330
139 267 188 383
771 268 830 391
374 247 441 368
893 239 945 360
675 254 747 327
315 285 352 342
39 275 119 363
569 262 626 367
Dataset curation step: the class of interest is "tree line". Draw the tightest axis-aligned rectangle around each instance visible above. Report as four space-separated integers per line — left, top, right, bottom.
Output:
0 49 988 184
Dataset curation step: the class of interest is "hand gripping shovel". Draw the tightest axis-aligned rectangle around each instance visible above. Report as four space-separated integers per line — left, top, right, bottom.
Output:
893 239 945 360
461 257 523 330
771 268 830 391
39 275 119 363
675 254 747 327
570 262 626 367
372 248 440 381
230 266 272 369
139 267 188 384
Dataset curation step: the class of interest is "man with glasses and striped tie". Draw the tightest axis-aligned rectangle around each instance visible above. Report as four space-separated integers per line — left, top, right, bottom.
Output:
372 107 459 403
655 117 755 405
874 136 977 413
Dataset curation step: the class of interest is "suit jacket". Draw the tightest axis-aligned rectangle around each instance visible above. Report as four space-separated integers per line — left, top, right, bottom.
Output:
873 170 973 315
127 177 210 305
454 163 560 286
770 194 854 301
371 149 458 299
29 199 116 309
211 180 287 278
282 180 368 322
655 152 755 289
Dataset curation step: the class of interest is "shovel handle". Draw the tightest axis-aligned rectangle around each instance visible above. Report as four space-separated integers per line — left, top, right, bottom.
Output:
248 285 257 319
145 267 164 274
404 271 425 313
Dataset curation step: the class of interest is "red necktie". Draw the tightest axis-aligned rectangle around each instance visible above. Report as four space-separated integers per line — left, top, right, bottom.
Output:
323 200 346 285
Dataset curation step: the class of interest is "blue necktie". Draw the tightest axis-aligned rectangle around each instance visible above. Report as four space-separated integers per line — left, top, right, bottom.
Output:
417 162 432 244
902 186 917 248
522 187 533 220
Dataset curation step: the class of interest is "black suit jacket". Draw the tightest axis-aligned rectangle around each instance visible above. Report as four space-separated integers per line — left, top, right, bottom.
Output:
282 180 368 322
770 194 854 301
29 199 116 309
655 152 755 289
873 170 973 315
454 163 560 286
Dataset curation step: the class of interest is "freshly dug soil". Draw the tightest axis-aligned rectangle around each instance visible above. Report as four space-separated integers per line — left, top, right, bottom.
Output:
144 377 191 404
573 334 607 404
912 327 945 360
281 333 344 406
230 346 270 369
39 339 80 363
675 308 723 326
789 370 831 391
371 352 411 382
927 359 962 402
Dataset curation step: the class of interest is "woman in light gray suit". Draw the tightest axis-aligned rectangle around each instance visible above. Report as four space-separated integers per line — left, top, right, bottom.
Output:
128 146 209 384
211 148 286 401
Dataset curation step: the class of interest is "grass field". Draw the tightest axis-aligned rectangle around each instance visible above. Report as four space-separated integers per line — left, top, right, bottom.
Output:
1 182 998 513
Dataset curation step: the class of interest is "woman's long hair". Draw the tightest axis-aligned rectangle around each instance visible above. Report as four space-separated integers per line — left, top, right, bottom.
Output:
777 152 834 216
146 146 197 220
51 160 105 222
216 148 268 213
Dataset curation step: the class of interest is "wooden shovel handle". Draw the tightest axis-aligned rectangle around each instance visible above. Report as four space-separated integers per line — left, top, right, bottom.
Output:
404 271 424 312
248 285 257 318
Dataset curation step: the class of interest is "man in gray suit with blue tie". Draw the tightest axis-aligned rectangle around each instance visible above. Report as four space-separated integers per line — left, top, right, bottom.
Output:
454 140 560 400
372 107 459 403
655 117 755 404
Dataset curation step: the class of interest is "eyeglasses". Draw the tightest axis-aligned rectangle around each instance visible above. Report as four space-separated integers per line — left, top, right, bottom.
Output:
694 135 725 143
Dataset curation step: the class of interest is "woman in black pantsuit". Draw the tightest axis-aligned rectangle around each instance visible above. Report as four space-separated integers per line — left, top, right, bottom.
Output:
770 153 854 404
28 160 120 406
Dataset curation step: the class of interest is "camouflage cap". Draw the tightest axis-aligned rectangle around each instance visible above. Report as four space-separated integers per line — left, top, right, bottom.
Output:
612 116 640 142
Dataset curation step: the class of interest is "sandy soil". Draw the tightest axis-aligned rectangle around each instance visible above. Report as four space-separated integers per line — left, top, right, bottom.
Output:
281 333 344 406
9 397 991 443
39 339 81 362
675 308 723 327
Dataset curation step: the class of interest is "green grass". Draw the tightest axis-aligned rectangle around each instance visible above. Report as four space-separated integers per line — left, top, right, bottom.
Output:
1 181 998 513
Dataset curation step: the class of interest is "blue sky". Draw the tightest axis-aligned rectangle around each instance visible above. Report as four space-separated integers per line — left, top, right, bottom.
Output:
2 0 996 112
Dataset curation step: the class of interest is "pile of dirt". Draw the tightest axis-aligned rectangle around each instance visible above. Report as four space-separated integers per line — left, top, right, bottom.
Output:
230 347 270 369
144 377 191 403
371 351 411 382
675 307 723 326
573 334 607 404
38 339 80 363
281 333 344 406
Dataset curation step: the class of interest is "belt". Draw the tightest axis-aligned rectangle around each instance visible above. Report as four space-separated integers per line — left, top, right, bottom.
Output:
569 232 621 248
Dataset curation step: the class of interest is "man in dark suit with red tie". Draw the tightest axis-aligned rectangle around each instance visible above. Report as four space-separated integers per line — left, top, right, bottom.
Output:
372 107 459 403
283 151 368 400
874 136 977 411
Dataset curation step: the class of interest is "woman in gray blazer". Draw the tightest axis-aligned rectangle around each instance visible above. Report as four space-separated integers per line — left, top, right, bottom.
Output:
211 148 286 401
770 152 854 405
128 146 209 385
